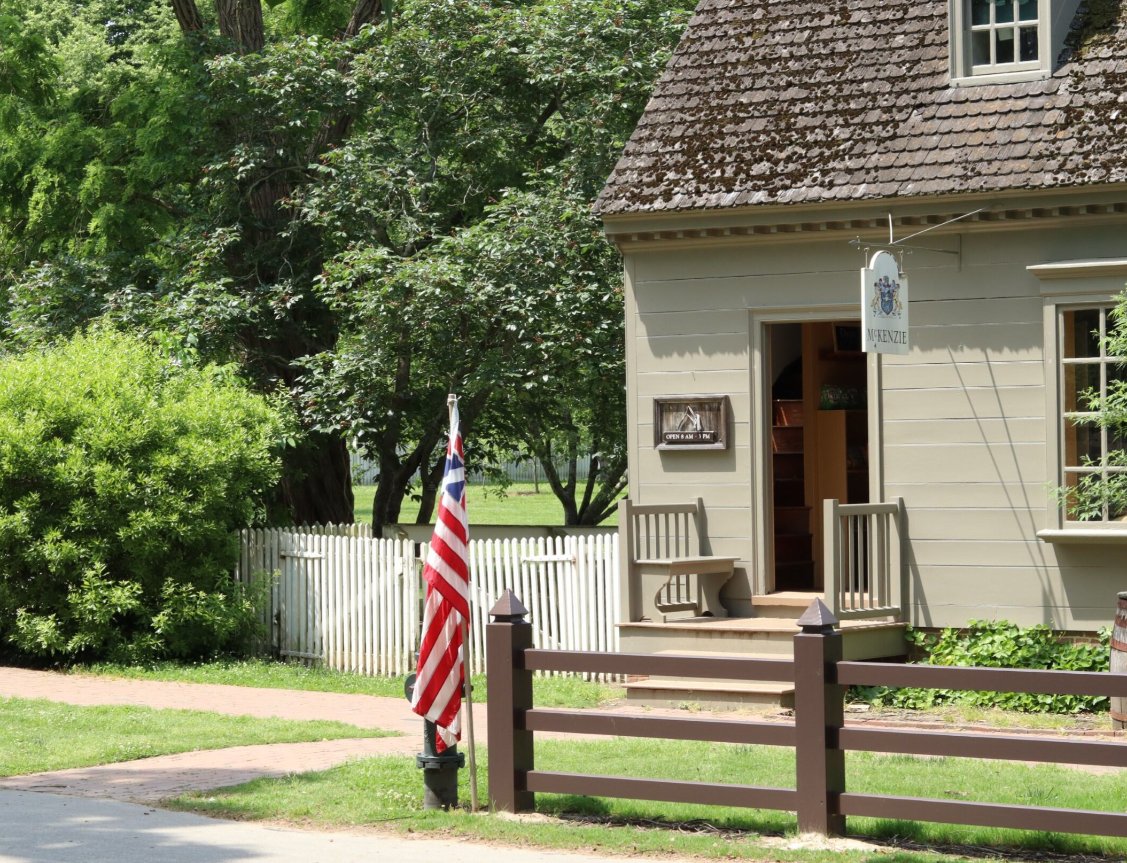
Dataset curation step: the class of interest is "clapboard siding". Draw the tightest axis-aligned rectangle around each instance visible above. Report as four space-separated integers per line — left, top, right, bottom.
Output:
904 508 1046 541
635 370 750 396
882 417 1046 445
636 309 750 338
908 564 1125 629
634 272 857 313
883 385 1044 421
910 296 1043 328
637 482 753 508
634 442 751 479
634 242 850 283
909 539 1057 568
883 442 1046 484
904 321 1043 361
882 361 1043 390
634 332 748 373
886 480 1051 509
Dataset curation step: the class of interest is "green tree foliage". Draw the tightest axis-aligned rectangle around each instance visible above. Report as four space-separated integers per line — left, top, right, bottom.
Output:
0 0 691 528
0 330 291 661
295 0 687 527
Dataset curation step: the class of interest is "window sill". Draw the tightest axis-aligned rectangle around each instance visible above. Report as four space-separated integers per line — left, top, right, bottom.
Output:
950 68 1049 87
1037 528 1127 544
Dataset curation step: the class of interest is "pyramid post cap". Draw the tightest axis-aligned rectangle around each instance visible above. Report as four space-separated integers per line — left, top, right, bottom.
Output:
490 589 529 622
796 597 839 632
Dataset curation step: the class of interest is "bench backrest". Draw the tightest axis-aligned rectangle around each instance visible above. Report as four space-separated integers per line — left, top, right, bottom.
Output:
620 498 707 560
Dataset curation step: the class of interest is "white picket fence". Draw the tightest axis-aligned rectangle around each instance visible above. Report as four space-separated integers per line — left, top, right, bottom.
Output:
237 527 620 677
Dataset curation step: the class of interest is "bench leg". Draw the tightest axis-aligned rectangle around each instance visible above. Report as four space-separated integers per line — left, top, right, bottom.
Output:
697 570 733 618
636 572 669 622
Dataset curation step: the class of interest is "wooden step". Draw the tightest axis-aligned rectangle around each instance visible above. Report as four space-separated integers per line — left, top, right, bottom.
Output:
623 678 795 710
618 618 908 681
626 649 795 709
751 591 823 619
773 479 804 506
620 619 802 657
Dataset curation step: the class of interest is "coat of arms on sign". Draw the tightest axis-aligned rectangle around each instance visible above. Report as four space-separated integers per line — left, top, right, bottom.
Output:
871 274 902 317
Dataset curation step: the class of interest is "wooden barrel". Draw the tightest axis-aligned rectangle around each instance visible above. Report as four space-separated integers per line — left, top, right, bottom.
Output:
1114 592 1127 730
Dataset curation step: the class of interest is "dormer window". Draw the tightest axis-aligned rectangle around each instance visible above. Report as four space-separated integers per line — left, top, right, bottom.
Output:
950 0 1080 86
969 0 1040 70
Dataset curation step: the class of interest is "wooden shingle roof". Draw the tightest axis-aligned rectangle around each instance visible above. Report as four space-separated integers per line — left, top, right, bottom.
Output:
595 0 1127 216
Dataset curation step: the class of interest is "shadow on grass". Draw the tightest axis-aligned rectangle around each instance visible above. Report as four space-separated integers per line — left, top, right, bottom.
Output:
536 807 1127 862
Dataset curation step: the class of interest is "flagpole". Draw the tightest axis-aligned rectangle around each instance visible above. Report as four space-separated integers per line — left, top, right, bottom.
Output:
450 393 480 812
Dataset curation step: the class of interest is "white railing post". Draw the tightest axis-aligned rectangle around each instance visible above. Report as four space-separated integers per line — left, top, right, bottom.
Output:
890 497 905 615
823 498 842 617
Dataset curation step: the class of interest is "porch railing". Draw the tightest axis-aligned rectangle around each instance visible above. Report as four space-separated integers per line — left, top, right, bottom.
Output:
823 497 905 621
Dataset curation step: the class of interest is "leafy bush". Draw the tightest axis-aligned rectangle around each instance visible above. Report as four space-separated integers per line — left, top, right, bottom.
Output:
853 621 1112 714
0 329 291 662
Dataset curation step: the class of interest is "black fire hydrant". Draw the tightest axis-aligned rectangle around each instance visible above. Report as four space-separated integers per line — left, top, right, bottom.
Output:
405 673 465 810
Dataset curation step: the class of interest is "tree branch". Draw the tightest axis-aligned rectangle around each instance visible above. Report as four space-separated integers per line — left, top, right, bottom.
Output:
305 0 386 161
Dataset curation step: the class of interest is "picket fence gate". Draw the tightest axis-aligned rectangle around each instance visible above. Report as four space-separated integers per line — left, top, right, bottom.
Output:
237 527 620 678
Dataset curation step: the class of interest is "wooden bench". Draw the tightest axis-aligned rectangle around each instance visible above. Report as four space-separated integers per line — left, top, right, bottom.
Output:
618 498 737 623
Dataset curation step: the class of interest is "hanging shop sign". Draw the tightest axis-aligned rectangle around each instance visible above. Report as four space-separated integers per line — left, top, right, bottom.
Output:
653 395 729 450
861 250 909 355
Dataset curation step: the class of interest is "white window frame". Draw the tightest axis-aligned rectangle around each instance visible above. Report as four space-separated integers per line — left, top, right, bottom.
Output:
1056 304 1127 516
1034 259 1127 543
949 0 1076 86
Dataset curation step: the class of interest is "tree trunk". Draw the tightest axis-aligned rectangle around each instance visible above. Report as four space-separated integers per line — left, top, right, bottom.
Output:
278 433 355 525
345 0 385 36
170 0 205 32
415 454 445 525
217 0 265 54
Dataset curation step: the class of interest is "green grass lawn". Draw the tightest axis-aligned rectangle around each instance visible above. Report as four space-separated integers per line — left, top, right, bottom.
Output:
16 658 1126 861
0 696 392 776
173 736 1127 862
353 482 618 527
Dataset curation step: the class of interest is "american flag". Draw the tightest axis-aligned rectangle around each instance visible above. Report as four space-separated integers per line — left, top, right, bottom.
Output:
410 399 470 752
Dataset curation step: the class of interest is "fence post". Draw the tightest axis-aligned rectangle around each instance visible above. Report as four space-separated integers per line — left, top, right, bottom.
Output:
793 598 845 836
486 589 534 812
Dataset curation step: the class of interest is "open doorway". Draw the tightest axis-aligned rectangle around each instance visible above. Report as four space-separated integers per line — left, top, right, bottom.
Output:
766 321 868 592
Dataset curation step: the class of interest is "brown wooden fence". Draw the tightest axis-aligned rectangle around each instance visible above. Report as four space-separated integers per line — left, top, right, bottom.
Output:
485 590 1127 839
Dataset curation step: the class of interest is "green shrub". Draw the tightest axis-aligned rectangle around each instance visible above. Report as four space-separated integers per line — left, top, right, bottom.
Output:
0 329 291 662
853 621 1112 714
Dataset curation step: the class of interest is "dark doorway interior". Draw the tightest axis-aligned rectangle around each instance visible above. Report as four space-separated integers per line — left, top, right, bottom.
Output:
767 322 868 592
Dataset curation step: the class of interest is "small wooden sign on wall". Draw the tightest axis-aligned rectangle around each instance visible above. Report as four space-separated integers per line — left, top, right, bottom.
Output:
653 395 729 450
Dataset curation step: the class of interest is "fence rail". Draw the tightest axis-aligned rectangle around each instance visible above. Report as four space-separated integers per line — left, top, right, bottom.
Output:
238 527 619 677
487 593 1127 840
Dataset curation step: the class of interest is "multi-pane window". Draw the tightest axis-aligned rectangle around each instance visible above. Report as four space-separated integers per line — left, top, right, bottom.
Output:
969 0 1040 70
1059 306 1127 523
